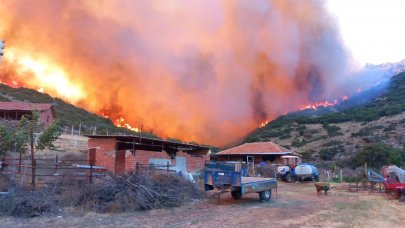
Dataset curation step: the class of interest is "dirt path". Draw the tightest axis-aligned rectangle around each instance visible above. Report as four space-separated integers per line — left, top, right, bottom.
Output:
1 182 404 227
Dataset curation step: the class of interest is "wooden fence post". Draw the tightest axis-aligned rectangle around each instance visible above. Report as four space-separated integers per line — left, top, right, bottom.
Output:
89 163 93 184
31 159 36 186
55 155 58 173
18 153 22 173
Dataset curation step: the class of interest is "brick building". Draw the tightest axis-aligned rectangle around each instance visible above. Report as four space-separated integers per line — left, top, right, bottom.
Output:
214 141 301 165
0 102 56 128
87 135 210 175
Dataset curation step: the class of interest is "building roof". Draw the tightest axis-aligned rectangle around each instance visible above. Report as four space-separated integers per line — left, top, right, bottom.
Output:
0 102 53 111
216 141 292 156
86 135 210 153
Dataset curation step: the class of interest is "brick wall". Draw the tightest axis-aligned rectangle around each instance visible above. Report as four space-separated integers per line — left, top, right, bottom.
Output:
88 137 209 174
88 138 117 173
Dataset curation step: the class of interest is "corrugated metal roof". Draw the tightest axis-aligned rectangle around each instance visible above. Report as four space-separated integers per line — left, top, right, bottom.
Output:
0 102 53 111
216 141 291 155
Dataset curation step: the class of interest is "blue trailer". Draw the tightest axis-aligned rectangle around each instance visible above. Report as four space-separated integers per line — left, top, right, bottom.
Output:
204 161 277 202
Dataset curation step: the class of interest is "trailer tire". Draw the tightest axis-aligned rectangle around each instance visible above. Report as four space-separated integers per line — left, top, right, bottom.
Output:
259 190 272 202
387 189 401 200
231 190 242 200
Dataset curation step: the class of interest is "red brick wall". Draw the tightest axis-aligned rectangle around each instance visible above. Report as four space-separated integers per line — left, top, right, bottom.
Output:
88 138 117 173
88 137 209 174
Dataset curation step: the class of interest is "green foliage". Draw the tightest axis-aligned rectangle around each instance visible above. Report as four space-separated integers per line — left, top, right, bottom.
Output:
323 124 343 137
291 139 306 147
279 134 291 139
0 124 13 156
354 143 404 168
323 140 342 147
36 123 61 151
319 145 344 160
387 149 405 167
383 123 396 132
351 127 372 137
0 122 28 156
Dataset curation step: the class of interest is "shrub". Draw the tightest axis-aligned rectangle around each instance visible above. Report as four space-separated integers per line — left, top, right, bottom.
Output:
292 139 306 147
351 127 372 137
323 124 343 137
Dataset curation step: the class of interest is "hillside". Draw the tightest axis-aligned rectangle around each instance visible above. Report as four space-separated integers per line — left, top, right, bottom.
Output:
245 71 405 167
0 84 152 136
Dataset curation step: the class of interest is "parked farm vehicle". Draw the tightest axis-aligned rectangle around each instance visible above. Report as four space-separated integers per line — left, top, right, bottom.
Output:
383 165 405 200
294 163 320 182
205 161 277 202
276 155 300 182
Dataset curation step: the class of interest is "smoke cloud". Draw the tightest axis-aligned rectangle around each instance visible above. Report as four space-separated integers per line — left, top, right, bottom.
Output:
0 0 352 146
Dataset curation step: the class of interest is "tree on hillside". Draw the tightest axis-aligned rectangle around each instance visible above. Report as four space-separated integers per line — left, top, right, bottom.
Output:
354 143 404 168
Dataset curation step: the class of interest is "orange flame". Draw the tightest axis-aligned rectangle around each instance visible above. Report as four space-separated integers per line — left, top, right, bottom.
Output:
259 120 270 128
115 117 140 132
298 95 352 111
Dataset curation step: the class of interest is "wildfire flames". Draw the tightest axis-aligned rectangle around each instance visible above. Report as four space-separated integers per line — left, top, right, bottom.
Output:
299 95 349 111
0 1 382 145
115 117 140 132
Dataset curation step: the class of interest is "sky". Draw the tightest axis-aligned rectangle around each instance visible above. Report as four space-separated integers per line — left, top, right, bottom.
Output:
326 0 405 65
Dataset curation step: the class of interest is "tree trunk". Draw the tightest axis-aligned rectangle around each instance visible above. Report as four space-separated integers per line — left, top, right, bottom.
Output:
30 121 35 186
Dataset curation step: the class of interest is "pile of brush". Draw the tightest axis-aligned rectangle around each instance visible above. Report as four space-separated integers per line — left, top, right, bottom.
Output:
0 173 203 217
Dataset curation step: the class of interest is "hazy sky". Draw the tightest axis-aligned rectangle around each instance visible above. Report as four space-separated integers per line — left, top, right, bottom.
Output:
327 0 405 65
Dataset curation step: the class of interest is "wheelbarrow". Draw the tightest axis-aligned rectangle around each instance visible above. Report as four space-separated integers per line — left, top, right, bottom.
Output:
315 182 333 195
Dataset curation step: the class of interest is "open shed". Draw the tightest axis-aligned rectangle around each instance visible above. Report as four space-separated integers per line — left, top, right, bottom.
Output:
87 135 210 175
214 141 301 165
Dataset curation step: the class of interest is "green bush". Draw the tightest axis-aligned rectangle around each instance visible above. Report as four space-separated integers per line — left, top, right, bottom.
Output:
319 145 344 160
323 124 343 137
351 127 372 137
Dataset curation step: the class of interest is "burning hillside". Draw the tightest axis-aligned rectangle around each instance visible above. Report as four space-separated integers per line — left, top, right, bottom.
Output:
0 0 390 146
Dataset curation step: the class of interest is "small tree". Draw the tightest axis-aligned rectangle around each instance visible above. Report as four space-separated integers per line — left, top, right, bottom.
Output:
0 124 13 156
19 111 61 185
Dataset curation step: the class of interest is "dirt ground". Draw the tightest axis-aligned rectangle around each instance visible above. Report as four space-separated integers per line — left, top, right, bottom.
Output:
1 182 404 228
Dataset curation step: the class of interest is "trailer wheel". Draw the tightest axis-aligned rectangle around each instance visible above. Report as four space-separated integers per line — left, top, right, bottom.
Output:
259 190 272 202
387 189 401 200
231 190 242 200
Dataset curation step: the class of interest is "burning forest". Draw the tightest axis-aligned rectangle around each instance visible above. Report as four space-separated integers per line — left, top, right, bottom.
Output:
0 0 389 146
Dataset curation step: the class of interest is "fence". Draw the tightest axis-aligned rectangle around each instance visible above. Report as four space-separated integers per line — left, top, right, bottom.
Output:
0 156 177 189
132 162 177 175
0 156 104 188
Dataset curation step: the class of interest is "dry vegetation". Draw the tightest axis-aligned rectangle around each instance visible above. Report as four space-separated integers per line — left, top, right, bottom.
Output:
0 182 404 227
0 173 203 218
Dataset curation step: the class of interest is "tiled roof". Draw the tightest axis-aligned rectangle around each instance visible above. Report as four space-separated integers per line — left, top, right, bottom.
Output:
0 102 53 111
217 141 291 155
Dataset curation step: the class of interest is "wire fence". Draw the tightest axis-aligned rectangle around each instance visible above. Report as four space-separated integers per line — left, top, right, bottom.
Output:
0 156 104 188
0 156 177 190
